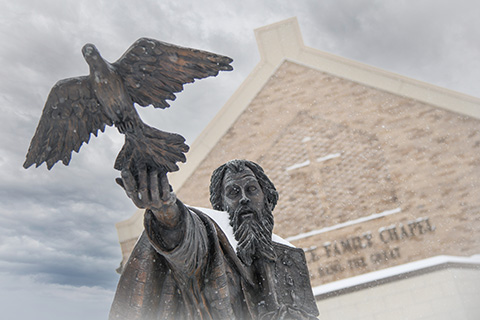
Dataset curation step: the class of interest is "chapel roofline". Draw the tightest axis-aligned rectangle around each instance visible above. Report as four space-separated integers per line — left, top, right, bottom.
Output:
166 17 480 193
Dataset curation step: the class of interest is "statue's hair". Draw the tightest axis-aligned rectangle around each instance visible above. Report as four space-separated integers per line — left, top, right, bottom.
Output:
209 159 278 211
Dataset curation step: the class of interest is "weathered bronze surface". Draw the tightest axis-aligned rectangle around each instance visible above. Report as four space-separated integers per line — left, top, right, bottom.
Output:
24 38 318 319
111 160 319 319
23 38 232 172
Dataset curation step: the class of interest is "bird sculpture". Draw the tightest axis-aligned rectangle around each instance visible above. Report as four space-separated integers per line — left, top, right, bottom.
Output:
23 38 233 174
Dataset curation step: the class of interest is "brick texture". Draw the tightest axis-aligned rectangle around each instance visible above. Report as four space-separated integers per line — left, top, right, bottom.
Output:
176 61 480 286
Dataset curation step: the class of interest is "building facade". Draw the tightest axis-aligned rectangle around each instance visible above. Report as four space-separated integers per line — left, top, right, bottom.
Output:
116 18 480 319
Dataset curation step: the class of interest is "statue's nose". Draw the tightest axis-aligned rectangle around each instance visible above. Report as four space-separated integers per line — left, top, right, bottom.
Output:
239 194 250 205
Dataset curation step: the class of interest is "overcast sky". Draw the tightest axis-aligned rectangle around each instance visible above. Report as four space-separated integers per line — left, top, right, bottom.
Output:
1 1 479 319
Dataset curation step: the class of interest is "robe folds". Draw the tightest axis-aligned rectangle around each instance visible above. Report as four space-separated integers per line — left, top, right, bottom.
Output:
109 201 318 320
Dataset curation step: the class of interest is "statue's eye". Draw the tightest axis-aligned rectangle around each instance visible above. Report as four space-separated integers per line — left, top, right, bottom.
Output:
247 186 257 193
228 187 239 196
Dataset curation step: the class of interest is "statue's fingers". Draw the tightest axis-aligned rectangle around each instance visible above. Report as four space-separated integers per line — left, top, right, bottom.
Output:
137 164 149 203
149 170 160 205
159 173 171 202
121 169 143 208
121 169 136 195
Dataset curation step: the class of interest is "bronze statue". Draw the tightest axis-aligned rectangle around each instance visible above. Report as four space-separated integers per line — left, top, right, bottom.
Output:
110 160 319 319
23 38 232 173
23 38 318 319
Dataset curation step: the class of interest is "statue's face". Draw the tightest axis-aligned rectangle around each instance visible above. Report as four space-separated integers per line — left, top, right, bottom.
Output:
222 167 265 224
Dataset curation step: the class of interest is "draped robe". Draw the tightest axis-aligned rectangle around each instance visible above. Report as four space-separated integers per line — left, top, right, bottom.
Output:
109 201 319 320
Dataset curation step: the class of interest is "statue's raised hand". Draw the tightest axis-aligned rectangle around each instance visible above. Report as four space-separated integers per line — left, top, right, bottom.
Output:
116 166 180 227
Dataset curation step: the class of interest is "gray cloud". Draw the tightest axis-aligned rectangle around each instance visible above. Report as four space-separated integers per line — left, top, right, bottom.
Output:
0 272 114 320
297 0 480 96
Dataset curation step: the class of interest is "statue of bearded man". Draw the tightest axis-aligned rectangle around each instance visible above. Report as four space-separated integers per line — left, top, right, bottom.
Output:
110 159 319 320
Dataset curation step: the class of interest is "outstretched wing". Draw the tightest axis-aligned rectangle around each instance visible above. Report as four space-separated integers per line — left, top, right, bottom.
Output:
24 77 113 170
113 38 233 109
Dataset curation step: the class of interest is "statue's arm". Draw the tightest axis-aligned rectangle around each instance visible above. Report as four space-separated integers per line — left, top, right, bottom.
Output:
117 167 183 249
117 166 208 274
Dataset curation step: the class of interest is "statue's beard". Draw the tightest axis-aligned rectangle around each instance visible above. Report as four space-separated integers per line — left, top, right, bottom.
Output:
229 203 276 266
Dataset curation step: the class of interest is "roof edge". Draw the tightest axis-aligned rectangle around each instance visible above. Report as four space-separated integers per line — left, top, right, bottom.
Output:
169 17 307 190
313 254 480 299
169 17 480 192
293 46 480 119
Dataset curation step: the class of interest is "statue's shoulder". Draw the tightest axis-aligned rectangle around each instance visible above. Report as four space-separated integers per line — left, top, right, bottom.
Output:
272 242 319 317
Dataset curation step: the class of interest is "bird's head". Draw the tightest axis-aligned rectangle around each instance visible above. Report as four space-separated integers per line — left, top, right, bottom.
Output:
82 43 101 64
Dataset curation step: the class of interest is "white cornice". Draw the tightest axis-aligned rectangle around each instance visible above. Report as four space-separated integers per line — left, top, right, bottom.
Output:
313 254 480 298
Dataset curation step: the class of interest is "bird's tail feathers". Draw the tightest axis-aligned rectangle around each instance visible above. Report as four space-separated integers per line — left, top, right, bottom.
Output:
114 125 189 173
